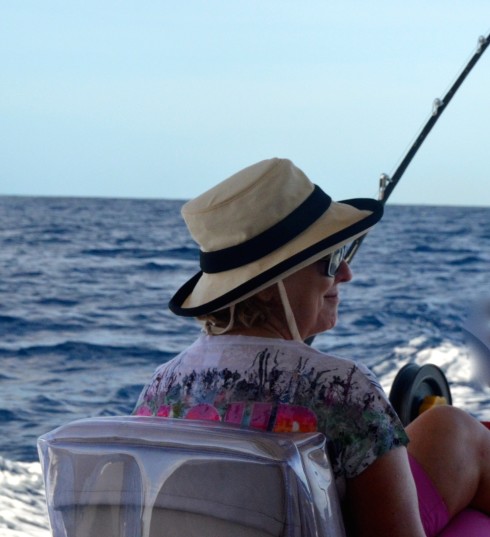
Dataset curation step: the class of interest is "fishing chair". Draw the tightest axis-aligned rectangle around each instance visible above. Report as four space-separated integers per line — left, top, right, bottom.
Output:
38 416 346 537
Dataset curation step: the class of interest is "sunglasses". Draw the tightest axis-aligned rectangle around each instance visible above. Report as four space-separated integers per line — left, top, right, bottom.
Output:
319 245 347 277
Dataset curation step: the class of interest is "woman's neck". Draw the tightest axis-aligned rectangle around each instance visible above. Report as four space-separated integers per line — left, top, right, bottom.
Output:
226 322 293 340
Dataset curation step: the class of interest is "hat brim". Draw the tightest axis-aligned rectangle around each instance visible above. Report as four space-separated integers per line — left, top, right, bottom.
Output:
169 198 383 317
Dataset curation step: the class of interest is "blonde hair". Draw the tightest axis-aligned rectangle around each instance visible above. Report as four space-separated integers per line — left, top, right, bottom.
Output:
198 294 274 335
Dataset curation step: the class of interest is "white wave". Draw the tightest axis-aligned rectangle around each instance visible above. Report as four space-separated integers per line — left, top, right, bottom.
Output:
376 336 490 422
416 340 490 419
0 457 50 537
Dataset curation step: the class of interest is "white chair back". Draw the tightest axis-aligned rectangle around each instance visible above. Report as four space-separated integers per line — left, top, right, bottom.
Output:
38 416 346 537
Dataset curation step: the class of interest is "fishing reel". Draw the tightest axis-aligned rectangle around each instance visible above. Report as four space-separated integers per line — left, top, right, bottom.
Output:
389 363 452 426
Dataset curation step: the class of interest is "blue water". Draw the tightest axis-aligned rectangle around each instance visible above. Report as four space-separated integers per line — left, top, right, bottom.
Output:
0 196 489 535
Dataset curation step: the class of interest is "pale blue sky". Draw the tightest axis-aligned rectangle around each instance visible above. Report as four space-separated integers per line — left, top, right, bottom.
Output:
1 1 489 205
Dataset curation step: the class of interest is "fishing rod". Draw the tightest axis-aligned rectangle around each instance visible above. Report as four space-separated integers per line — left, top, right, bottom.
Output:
345 32 490 264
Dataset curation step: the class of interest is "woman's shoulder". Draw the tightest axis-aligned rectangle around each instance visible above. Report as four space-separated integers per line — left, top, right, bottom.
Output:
164 335 378 389
207 335 371 375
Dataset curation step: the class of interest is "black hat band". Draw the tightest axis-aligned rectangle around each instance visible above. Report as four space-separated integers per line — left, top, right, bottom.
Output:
200 185 332 274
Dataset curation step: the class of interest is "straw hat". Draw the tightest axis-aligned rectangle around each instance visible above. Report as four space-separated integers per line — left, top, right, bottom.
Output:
169 158 383 317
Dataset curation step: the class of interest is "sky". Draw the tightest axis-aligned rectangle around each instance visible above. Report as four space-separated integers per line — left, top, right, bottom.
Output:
1 1 490 206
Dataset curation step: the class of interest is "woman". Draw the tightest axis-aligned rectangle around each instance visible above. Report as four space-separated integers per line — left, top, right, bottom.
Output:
134 158 490 536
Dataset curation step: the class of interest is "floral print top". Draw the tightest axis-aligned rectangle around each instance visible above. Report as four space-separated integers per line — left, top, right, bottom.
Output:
133 335 408 482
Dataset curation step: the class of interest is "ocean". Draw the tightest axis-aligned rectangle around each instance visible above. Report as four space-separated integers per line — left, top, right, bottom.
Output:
0 195 489 536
